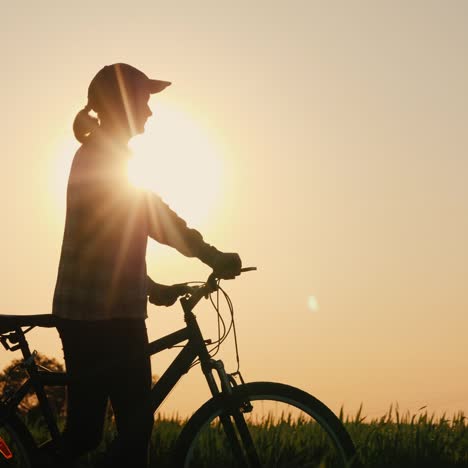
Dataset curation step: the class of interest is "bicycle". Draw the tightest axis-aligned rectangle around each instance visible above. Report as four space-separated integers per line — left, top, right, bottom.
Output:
0 268 360 467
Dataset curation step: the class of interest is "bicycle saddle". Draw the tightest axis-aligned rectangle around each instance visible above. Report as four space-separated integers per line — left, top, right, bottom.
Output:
0 314 58 334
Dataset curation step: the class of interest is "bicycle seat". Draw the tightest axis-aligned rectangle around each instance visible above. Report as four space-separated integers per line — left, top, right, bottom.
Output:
0 314 58 334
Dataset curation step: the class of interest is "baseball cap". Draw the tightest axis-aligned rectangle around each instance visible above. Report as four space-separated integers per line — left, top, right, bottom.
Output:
87 63 171 111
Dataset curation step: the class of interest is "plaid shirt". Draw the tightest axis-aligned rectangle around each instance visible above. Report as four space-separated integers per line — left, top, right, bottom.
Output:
53 133 218 320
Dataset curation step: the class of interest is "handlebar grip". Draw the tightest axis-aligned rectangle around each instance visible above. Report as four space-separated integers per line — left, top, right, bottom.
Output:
240 267 257 273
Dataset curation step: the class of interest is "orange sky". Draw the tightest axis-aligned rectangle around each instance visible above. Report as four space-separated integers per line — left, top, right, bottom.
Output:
1 1 467 418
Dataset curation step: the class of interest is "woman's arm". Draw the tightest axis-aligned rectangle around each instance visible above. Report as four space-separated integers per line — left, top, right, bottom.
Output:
143 192 241 277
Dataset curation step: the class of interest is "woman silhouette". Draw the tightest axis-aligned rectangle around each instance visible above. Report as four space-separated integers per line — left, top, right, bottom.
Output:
52 63 241 467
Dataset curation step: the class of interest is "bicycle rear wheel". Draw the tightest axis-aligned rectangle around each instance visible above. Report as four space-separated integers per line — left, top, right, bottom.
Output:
0 414 35 468
173 381 359 468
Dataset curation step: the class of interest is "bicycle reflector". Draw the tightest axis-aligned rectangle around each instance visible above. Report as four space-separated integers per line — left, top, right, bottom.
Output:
0 436 13 459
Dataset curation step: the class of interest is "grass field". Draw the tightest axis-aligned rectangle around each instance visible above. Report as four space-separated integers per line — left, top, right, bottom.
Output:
22 405 468 467
345 406 468 468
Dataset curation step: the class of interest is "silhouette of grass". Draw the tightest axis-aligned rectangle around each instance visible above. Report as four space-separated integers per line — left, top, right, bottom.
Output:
345 405 468 468
21 406 468 467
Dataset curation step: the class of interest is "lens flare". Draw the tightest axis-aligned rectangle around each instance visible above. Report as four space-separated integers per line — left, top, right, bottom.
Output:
308 295 319 312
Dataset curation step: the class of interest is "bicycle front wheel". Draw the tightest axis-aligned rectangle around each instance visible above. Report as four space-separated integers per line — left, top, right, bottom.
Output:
0 414 36 468
173 381 359 468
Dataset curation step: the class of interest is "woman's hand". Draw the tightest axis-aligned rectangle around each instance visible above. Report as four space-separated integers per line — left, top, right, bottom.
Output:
211 252 242 279
148 282 191 307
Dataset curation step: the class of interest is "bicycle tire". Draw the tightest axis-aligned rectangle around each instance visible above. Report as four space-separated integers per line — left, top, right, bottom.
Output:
172 381 360 468
0 413 36 468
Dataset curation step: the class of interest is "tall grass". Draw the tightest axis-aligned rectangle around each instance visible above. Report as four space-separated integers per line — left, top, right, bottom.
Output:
21 406 468 467
345 405 468 468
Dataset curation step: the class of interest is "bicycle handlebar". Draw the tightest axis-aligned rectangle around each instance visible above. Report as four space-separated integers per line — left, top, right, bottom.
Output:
239 267 257 273
180 267 257 312
205 266 257 292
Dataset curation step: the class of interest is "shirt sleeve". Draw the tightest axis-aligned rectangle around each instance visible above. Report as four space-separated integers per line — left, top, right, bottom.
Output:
143 191 220 266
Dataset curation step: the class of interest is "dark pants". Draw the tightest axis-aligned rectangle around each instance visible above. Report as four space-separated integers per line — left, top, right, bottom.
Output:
58 319 153 468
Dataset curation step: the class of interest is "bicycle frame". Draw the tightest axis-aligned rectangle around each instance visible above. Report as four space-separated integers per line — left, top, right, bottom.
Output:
0 295 233 450
148 309 230 413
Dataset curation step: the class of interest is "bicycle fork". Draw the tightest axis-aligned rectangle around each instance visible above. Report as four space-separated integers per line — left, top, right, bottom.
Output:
203 360 261 468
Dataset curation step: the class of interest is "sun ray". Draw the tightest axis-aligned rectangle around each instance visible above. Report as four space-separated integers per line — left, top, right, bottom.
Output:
115 63 137 136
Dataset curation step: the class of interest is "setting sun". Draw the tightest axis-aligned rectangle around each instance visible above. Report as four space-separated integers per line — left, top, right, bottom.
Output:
128 103 224 228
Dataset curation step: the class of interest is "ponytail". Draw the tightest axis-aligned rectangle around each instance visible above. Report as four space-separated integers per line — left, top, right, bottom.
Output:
73 103 99 143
